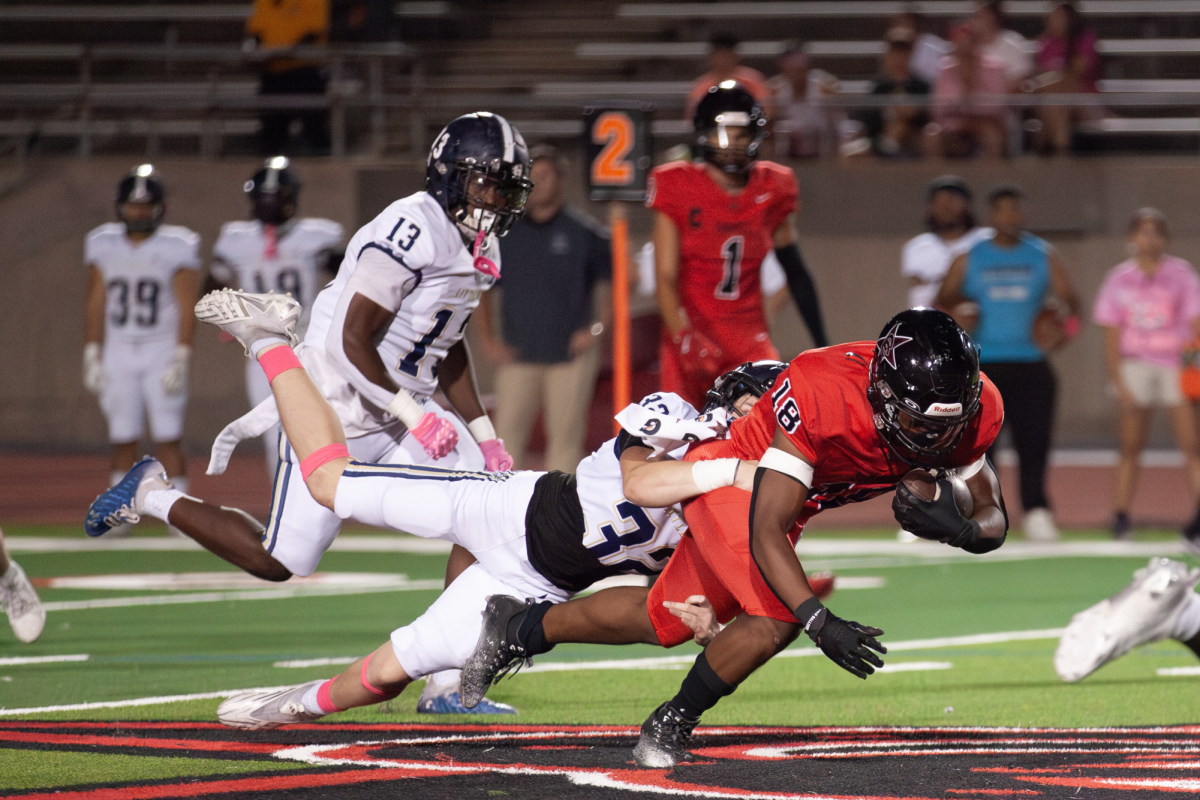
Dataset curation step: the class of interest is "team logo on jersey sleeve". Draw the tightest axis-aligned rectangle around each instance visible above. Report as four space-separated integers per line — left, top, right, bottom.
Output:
877 323 914 369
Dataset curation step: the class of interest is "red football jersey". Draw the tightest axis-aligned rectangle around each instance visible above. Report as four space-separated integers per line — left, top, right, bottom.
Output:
647 160 797 341
687 342 1004 531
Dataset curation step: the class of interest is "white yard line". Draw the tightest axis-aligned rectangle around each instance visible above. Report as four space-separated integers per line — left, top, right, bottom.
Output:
3 535 453 554
40 579 445 612
0 654 88 666
0 686 292 716
1157 666 1200 676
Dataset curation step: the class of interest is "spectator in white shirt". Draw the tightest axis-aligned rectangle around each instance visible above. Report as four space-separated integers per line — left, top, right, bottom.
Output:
972 1 1034 90
890 11 949 86
901 175 992 308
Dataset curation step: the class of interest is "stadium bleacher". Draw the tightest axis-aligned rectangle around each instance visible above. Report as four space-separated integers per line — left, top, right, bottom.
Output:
2 0 1200 156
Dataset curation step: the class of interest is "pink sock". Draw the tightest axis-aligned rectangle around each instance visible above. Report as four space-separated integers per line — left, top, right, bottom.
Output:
315 679 342 714
258 346 304 384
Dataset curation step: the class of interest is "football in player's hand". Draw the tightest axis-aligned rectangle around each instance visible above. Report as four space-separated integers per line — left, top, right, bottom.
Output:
900 469 973 516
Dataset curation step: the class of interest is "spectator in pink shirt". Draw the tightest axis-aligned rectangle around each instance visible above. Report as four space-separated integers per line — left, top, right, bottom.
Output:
924 22 1008 158
1093 209 1200 545
1030 1 1101 155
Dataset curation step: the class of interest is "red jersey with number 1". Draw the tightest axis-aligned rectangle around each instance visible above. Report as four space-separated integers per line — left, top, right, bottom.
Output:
686 342 1005 531
647 160 797 339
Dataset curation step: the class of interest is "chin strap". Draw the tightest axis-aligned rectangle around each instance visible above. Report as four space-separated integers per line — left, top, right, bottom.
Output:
472 229 500 278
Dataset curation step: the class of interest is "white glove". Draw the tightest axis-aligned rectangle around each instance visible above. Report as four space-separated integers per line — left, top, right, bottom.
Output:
161 344 191 395
83 343 104 395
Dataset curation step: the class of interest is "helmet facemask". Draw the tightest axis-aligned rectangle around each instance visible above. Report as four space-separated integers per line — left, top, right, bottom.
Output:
116 165 164 234
444 162 533 240
702 360 787 417
869 368 981 467
698 113 762 175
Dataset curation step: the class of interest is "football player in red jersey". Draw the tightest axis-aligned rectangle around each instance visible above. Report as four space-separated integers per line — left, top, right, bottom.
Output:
463 309 1009 766
652 82 829 408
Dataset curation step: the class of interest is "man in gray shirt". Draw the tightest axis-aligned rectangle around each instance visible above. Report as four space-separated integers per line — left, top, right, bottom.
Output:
477 146 612 472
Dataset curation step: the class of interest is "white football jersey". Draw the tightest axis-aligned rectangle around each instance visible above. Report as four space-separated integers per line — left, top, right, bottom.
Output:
211 218 343 319
85 222 200 345
574 392 697 576
304 191 498 435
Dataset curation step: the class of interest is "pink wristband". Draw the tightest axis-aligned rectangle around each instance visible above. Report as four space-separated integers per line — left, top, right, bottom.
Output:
1063 315 1082 338
360 653 387 697
300 443 350 481
258 346 304 384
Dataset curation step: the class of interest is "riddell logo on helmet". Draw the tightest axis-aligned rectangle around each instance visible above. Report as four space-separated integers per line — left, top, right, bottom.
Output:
925 403 963 417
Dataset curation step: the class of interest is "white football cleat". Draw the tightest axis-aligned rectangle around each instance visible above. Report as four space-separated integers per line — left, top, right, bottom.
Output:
1023 507 1059 543
1055 557 1200 682
1 561 46 644
194 289 301 356
217 680 327 730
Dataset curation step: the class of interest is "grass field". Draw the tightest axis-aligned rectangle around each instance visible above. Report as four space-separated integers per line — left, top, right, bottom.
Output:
3 523 1200 793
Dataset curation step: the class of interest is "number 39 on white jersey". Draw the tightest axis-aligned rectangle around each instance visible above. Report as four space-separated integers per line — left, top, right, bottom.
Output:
304 191 498 433
85 223 200 345
574 392 699 576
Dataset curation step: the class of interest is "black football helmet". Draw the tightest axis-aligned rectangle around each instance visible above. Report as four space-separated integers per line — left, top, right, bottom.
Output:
426 112 533 239
693 82 767 175
867 308 983 467
703 360 787 417
245 156 300 225
115 164 165 233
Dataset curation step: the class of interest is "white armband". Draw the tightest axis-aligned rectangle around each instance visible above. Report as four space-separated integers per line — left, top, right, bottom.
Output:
759 447 814 488
386 389 425 428
692 458 739 494
467 416 496 443
955 455 987 480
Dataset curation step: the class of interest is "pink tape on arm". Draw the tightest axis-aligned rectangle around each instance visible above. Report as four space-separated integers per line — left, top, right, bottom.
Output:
315 679 343 714
360 652 387 697
300 443 351 481
258 346 304 384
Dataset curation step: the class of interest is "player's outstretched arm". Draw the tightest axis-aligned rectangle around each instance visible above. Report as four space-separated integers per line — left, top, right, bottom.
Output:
750 431 886 679
620 444 757 508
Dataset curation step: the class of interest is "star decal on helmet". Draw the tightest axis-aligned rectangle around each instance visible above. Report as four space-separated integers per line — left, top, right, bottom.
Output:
877 324 914 370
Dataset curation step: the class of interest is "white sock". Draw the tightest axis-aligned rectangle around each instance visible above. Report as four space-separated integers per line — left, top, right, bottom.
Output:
250 337 289 359
421 669 462 695
1 562 17 583
142 489 187 523
300 682 325 715
109 470 125 488
1172 592 1200 642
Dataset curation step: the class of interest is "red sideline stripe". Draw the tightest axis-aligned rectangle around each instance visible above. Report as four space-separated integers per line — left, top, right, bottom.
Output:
0 721 639 734
2 767 456 800
0 730 278 754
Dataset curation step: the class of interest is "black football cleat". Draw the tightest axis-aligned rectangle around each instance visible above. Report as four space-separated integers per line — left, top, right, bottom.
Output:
460 594 532 709
632 702 699 768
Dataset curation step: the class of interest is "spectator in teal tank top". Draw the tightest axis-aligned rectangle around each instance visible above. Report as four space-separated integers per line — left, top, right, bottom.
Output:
936 184 1082 543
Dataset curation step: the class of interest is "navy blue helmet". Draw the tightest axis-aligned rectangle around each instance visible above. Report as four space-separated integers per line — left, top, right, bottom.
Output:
693 82 767 174
245 156 300 225
426 112 533 238
115 164 165 233
867 308 983 467
703 360 787 416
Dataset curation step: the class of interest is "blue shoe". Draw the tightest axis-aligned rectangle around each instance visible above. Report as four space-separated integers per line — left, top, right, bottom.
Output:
84 456 169 537
416 690 517 715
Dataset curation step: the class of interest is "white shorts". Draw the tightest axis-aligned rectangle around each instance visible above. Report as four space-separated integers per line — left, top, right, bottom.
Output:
100 339 187 444
1121 358 1184 408
392 562 556 680
333 465 563 603
262 399 484 577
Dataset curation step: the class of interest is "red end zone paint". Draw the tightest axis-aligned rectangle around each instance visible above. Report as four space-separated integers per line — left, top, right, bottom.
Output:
3 722 1200 800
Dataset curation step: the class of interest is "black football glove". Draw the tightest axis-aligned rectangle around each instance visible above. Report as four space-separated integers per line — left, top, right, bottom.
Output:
893 479 1002 554
796 597 886 679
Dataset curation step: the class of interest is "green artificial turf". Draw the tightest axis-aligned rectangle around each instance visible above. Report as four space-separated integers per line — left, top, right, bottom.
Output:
0 750 309 790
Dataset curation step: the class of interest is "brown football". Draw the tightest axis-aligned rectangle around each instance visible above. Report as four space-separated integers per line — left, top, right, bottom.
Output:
900 469 974 516
1032 306 1068 352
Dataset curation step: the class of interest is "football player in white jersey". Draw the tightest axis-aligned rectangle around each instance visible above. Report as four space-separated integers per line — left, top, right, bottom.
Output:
208 157 344 478
83 165 200 520
87 114 531 712
168 291 775 728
